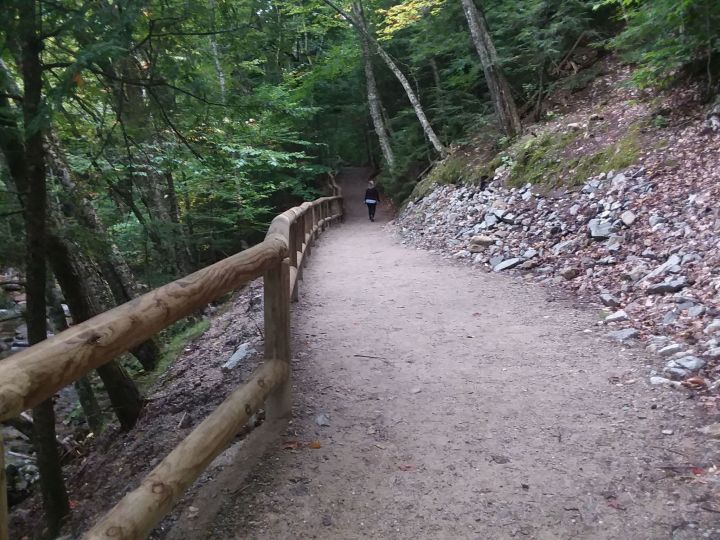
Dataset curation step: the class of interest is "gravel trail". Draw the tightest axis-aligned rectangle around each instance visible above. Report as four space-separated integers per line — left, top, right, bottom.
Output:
190 168 716 540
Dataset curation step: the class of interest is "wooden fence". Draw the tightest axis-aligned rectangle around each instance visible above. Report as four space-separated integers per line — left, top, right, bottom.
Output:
0 178 344 540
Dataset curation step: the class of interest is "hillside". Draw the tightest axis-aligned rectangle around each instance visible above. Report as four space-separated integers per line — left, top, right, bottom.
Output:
396 57 720 391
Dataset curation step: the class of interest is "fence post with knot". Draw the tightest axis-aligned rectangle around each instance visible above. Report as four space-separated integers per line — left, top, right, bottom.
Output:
264 258 291 419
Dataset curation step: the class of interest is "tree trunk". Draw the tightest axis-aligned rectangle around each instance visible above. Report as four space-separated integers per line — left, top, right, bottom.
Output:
47 283 104 434
353 4 395 171
46 233 143 431
208 0 227 103
18 1 70 533
338 1 446 157
164 172 194 276
45 135 160 370
460 0 522 137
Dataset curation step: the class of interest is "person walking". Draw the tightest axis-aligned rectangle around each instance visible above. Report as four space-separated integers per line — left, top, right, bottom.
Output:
365 180 380 222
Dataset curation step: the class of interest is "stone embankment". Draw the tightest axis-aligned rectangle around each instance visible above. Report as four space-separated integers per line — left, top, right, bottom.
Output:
396 165 720 389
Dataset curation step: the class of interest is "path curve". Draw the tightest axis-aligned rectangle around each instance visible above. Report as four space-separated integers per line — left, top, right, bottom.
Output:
197 167 714 539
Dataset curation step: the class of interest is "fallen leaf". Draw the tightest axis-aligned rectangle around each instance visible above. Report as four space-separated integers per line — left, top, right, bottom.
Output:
682 376 707 390
283 440 300 450
69 500 79 509
606 498 626 511
398 463 415 471
692 467 704 476
308 440 322 449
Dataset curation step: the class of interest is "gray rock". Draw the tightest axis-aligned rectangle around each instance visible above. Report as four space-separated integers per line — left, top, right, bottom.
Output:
498 212 516 225
649 376 681 387
315 413 331 427
648 214 666 227
470 235 495 247
605 310 628 323
453 250 470 259
706 347 720 359
222 342 255 371
552 239 577 255
620 210 636 226
484 213 499 227
560 267 580 280
600 293 620 307
673 355 706 371
644 254 681 281
646 277 687 295
489 255 504 268
663 367 691 380
607 328 639 342
688 305 706 318
661 309 679 325
493 258 523 272
523 248 539 259
704 320 720 335
588 219 614 240
658 344 684 357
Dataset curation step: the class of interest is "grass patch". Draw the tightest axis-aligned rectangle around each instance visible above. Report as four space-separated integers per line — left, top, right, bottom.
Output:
505 127 640 188
506 131 578 187
136 318 211 392
406 152 502 204
569 129 640 185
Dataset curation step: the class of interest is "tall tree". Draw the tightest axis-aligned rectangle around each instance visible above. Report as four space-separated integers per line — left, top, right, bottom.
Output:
460 0 522 137
353 3 396 171
16 1 70 534
324 0 447 157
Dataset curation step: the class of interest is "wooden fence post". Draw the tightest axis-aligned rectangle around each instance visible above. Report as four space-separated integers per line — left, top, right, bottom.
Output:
0 433 8 540
304 208 312 258
264 259 291 419
296 214 305 274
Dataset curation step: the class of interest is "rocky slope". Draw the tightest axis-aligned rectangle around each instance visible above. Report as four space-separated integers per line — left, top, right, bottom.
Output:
394 61 720 391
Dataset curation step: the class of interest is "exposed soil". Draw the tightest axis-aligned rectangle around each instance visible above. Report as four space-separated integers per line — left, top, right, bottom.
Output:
166 168 720 539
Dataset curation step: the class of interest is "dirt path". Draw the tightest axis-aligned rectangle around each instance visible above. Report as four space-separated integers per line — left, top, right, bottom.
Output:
182 168 718 539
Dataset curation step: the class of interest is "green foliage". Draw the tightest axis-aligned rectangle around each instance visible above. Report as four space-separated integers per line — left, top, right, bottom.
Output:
604 0 720 88
489 0 605 103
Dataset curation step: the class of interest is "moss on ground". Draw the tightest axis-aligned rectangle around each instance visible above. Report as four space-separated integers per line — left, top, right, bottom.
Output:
505 127 640 188
407 152 502 203
505 131 578 187
405 121 641 205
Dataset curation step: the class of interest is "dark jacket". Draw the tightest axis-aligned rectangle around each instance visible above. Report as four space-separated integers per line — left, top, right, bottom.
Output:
365 187 380 203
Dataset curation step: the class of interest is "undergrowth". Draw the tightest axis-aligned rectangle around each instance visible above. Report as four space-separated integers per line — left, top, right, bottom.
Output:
135 318 211 392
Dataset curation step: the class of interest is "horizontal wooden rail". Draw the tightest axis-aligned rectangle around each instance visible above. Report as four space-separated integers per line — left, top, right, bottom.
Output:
0 176 343 539
84 359 289 539
0 236 286 422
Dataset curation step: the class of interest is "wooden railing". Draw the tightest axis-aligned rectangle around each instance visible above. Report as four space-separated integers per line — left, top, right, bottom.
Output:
0 178 344 540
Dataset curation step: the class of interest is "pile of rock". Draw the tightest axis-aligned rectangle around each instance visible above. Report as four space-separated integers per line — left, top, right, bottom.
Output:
395 165 720 385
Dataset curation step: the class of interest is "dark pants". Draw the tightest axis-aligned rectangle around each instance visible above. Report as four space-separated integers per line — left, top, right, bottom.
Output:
366 203 377 220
